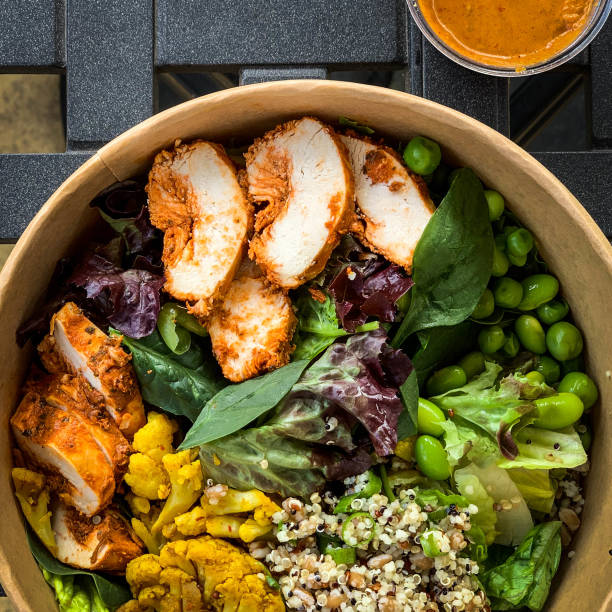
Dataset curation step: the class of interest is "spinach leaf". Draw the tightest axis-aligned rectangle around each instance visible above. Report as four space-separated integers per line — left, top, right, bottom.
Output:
482 521 562 611
179 360 310 448
28 530 131 609
397 370 419 440
120 330 225 422
392 168 494 348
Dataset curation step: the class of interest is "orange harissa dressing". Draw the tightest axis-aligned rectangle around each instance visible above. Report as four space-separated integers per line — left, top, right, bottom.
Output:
418 0 595 70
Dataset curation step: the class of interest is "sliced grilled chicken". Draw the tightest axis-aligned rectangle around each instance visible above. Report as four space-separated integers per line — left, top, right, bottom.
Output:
340 133 435 271
52 503 144 572
38 302 145 438
147 140 252 317
246 117 354 289
208 262 296 382
11 392 116 516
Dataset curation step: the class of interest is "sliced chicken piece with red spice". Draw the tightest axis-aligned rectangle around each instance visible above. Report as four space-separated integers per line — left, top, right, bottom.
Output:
340 133 435 272
52 502 144 572
246 117 354 289
11 391 116 516
147 140 252 317
38 302 145 438
208 262 297 382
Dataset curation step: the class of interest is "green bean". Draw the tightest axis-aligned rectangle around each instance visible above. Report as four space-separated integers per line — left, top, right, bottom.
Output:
536 298 569 325
491 246 510 277
515 315 546 354
493 277 523 309
518 274 559 311
506 228 534 257
478 325 505 354
458 351 486 380
403 136 442 175
535 355 561 384
472 289 495 319
417 398 446 437
157 303 192 355
525 371 545 385
415 435 451 481
546 321 583 361
484 190 505 221
558 372 598 410
502 332 520 358
426 366 467 396
533 393 584 430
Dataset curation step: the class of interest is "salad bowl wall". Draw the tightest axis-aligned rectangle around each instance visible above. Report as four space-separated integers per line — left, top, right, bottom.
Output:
0 81 610 612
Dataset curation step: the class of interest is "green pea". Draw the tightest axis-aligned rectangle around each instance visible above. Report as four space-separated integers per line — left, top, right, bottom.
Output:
535 355 561 384
525 371 545 385
546 321 583 361
403 136 442 175
515 315 546 354
560 355 584 375
415 435 451 481
491 246 510 277
417 398 446 437
558 372 598 410
502 332 520 358
517 274 560 311
484 190 505 221
533 393 584 430
577 423 592 451
537 298 569 325
507 251 527 267
506 228 534 257
472 289 495 319
493 277 523 309
478 325 505 354
426 366 467 396
458 351 486 380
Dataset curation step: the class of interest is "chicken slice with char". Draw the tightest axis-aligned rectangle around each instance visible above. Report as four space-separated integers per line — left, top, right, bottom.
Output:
207 262 296 382
246 117 354 289
52 502 144 572
11 391 116 516
38 302 145 438
147 140 252 317
340 133 435 272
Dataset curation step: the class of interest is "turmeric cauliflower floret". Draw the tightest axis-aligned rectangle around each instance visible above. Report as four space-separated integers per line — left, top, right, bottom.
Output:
133 412 178 462
11 467 56 555
174 506 208 537
201 488 275 516
125 453 170 501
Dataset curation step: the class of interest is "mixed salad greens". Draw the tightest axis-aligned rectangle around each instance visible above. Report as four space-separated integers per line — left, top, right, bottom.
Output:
14 120 596 612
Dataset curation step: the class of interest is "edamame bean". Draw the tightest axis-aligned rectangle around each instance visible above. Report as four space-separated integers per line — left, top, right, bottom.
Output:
525 371 545 385
484 190 505 221
426 366 467 396
507 251 527 267
515 315 546 354
533 393 584 430
472 289 495 319
558 372 598 410
506 228 534 257
492 246 510 277
535 355 561 384
458 351 486 380
560 355 584 375
493 277 523 309
495 234 507 251
518 274 560 311
417 398 446 437
546 321 583 361
478 325 505 354
536 298 569 325
502 332 520 358
415 435 451 480
578 424 592 451
403 136 442 175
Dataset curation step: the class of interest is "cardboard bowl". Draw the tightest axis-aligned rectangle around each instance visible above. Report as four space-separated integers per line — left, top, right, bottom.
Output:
0 81 610 611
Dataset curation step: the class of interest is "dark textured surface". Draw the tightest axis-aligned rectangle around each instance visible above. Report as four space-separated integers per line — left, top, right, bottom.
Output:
156 0 407 68
0 0 64 69
240 67 328 85
66 0 154 147
0 153 92 240
590 18 612 145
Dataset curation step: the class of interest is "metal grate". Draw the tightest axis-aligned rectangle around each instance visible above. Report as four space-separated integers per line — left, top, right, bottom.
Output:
0 0 610 244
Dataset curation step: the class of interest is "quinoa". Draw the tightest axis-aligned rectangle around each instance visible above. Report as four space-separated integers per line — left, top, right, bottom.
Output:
265 483 489 611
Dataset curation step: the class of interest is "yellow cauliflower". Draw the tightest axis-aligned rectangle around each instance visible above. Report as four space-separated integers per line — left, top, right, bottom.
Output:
174 506 208 537
133 412 178 462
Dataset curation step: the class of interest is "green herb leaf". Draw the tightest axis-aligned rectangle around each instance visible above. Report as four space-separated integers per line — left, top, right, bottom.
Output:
338 116 375 135
119 329 225 422
392 168 494 348
397 370 419 440
179 360 310 448
28 530 131 610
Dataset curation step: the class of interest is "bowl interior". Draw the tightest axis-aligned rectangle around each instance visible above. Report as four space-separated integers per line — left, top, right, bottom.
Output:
0 81 610 611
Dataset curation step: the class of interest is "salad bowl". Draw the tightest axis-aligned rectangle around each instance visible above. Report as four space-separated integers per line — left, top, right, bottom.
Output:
0 80 610 612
